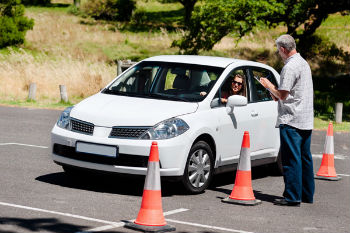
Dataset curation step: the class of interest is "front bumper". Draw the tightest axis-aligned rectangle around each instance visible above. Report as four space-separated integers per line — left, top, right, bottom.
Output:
51 125 191 176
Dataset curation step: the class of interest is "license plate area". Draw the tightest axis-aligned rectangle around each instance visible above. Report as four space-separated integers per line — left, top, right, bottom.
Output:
76 142 118 158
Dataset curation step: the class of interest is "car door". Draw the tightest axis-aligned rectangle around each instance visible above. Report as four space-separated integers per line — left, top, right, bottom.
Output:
211 67 257 166
245 66 279 159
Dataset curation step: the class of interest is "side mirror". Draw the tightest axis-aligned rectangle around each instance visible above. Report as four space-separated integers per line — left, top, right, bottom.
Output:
226 95 247 114
210 98 220 108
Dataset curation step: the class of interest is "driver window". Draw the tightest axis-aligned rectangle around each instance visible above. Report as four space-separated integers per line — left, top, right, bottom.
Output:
212 68 248 107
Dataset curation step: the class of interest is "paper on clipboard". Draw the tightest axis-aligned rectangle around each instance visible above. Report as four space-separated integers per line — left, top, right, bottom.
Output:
253 75 278 99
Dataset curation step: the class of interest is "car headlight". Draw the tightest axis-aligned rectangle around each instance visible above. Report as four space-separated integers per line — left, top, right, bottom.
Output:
57 106 73 130
140 118 189 140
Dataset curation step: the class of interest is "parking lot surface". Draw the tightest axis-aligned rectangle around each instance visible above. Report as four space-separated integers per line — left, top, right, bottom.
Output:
0 106 349 233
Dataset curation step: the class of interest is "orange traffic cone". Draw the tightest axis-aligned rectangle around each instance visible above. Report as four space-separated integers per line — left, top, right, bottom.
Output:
222 131 261 206
125 142 175 233
315 122 341 181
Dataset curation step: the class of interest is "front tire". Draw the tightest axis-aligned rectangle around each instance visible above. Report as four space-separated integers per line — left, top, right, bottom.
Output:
182 141 214 194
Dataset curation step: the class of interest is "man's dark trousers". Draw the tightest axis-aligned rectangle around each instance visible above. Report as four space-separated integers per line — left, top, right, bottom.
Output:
280 124 315 203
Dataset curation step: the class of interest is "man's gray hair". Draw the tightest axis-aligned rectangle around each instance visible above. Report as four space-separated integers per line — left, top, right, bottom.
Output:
275 34 296 52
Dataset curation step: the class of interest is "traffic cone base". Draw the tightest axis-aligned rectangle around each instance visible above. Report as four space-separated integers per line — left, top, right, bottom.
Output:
222 196 262 206
314 175 341 181
125 222 176 233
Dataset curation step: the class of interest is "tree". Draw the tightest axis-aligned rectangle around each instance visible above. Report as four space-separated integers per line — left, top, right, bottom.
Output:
274 0 350 40
158 0 198 25
0 0 34 48
173 0 350 55
172 0 284 54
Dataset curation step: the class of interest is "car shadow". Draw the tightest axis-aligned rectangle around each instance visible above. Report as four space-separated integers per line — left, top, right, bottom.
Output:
35 172 188 197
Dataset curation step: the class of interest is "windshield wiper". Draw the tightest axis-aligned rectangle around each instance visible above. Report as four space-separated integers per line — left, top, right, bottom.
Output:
103 89 144 98
148 93 189 102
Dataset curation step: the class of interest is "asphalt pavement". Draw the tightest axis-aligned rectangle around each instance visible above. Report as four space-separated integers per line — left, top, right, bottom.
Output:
0 105 349 233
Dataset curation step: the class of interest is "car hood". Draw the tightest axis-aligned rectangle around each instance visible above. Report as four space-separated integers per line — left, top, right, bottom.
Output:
70 93 198 127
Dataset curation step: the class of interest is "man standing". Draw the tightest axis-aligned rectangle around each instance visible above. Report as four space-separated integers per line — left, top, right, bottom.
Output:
260 34 314 206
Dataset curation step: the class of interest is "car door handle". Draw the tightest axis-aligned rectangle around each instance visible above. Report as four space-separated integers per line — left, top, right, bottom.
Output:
251 111 258 117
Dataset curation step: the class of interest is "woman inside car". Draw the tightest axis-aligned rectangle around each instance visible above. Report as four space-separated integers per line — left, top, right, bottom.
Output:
220 74 245 103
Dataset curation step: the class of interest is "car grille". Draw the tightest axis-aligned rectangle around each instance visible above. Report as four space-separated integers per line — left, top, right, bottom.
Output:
109 127 150 139
71 118 94 135
53 144 149 167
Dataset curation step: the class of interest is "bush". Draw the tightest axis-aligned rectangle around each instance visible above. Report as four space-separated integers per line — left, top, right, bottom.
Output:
0 0 34 48
81 0 135 21
313 74 350 119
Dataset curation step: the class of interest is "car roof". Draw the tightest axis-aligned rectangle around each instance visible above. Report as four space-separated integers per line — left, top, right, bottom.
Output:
142 55 238 68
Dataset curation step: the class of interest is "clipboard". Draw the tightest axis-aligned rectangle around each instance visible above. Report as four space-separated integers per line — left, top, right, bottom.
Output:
253 75 278 99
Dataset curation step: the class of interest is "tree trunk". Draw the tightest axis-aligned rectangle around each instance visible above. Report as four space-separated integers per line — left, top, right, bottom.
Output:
180 0 197 25
74 0 80 7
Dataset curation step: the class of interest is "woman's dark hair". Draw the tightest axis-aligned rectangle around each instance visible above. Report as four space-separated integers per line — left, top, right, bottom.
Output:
223 73 246 96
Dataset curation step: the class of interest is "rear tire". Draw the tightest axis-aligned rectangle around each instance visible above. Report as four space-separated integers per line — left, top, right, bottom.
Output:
182 141 214 194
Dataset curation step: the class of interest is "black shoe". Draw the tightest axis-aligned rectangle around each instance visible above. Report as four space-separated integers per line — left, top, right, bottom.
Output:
274 199 300 207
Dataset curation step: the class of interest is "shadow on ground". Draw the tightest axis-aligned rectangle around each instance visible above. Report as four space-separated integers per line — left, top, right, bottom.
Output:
35 171 187 197
36 164 281 198
0 217 91 233
209 165 282 203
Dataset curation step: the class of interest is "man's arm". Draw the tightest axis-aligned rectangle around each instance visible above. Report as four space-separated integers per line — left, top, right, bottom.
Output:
259 78 289 100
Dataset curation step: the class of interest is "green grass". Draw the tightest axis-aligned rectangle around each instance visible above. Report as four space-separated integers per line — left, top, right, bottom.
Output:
0 99 74 110
26 4 71 13
315 13 350 50
314 117 350 131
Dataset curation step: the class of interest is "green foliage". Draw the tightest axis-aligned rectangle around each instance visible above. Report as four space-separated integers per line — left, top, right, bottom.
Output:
313 74 350 119
297 34 349 59
81 0 136 21
21 0 51 6
0 0 34 48
275 0 350 38
172 0 284 54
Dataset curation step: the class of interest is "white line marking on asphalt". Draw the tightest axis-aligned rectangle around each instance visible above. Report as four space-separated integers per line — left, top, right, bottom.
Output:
0 142 48 149
338 173 350 177
166 219 254 233
80 208 189 232
312 154 348 160
0 201 118 225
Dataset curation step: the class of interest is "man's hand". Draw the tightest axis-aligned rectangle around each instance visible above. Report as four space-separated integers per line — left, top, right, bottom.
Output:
259 77 272 89
260 77 289 100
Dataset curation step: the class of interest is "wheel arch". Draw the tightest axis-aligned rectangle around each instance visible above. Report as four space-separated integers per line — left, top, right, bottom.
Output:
192 133 216 162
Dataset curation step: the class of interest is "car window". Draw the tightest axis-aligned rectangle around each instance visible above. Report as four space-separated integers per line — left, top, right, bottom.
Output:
104 61 224 102
249 67 278 102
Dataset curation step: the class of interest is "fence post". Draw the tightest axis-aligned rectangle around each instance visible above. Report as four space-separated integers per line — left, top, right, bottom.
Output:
117 60 122 76
335 102 343 123
28 83 37 101
59 85 69 103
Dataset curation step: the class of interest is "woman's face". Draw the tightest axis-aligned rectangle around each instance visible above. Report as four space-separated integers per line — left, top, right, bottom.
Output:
231 76 243 94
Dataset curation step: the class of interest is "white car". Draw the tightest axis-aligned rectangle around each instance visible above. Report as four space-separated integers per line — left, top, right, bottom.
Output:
51 55 281 193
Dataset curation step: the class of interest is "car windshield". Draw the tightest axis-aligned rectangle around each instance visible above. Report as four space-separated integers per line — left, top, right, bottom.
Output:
103 61 224 102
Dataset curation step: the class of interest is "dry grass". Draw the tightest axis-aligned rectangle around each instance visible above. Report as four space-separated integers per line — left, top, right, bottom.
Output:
0 8 177 104
0 48 116 103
